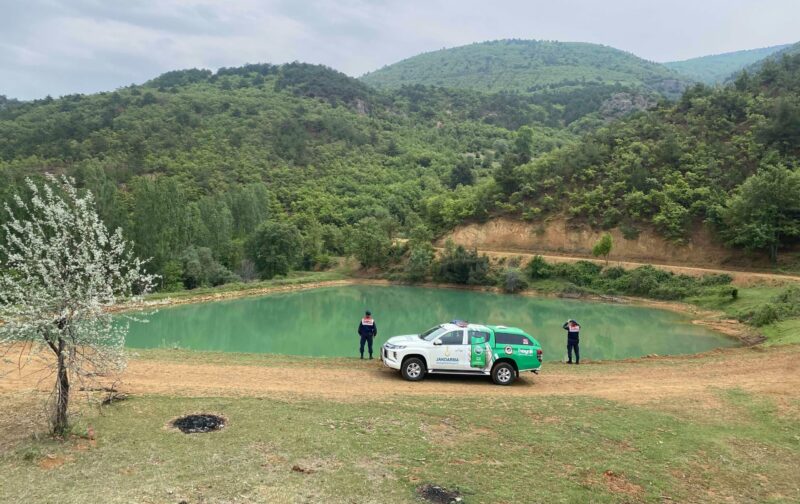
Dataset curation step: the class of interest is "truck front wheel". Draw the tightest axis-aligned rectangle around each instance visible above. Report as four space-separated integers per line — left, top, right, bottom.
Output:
492 362 516 386
401 357 426 382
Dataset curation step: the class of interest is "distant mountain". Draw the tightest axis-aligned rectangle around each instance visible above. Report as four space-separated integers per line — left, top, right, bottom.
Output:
361 39 689 99
665 44 793 84
737 41 800 77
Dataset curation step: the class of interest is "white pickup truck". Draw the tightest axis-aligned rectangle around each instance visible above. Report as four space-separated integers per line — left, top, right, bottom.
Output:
381 321 543 385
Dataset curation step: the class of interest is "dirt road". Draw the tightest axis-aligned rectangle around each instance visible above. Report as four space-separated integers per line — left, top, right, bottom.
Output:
437 247 800 286
3 346 798 406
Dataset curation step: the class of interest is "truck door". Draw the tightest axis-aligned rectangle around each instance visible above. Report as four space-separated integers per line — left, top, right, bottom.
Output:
431 329 470 370
469 330 491 369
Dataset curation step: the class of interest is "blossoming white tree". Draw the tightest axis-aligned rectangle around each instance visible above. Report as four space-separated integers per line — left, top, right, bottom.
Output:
0 176 155 434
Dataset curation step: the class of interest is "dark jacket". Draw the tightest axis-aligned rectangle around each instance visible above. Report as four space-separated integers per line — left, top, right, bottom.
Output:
358 317 377 338
563 322 580 342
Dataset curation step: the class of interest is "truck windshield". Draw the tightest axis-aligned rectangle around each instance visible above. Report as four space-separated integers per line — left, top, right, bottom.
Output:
419 326 446 341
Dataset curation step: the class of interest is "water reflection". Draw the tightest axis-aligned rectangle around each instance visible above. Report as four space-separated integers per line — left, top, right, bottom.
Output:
125 285 738 360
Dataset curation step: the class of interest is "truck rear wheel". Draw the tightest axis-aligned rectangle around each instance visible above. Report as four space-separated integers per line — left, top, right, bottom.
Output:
401 357 426 382
492 362 516 386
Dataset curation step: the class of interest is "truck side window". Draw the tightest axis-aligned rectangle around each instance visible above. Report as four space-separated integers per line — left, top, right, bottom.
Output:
495 332 533 346
468 330 490 343
438 331 465 345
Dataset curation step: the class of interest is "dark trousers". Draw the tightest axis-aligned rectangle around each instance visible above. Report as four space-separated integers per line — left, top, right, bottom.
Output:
567 341 580 363
360 335 374 357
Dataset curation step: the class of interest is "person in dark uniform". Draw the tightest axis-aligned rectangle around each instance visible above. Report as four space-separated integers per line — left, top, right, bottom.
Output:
358 310 378 360
563 319 581 364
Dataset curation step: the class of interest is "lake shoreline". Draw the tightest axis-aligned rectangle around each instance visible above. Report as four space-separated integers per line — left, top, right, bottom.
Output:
116 277 759 346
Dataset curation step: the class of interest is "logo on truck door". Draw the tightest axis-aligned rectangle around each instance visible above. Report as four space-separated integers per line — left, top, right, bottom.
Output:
504 346 513 355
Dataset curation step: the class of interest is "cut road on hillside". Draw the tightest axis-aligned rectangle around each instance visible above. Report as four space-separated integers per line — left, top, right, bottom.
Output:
435 247 800 286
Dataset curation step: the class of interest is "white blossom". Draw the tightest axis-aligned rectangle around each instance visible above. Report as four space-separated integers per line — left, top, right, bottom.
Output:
0 175 156 433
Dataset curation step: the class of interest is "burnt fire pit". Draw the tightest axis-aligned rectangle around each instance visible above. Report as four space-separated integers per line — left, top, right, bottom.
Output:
417 484 463 503
171 414 226 434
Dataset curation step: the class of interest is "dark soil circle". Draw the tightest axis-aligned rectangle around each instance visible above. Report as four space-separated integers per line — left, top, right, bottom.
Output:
171 414 226 434
416 484 463 503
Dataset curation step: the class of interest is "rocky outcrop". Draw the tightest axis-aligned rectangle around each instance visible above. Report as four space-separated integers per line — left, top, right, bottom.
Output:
599 93 657 121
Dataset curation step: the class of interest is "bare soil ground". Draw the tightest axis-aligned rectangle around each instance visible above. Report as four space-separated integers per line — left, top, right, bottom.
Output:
3 345 798 406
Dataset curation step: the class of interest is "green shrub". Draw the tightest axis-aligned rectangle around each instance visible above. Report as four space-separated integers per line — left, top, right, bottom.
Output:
313 254 334 270
500 268 528 293
620 223 640 240
774 286 800 304
713 285 738 299
751 304 780 327
559 283 587 297
525 255 551 279
601 266 626 280
610 265 674 298
181 246 240 288
699 274 734 286
551 261 602 287
745 287 800 326
405 246 434 282
434 243 492 285
528 257 735 301
160 260 185 292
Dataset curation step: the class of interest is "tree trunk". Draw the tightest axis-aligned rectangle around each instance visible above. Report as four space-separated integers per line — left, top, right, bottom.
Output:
53 338 70 435
769 243 778 265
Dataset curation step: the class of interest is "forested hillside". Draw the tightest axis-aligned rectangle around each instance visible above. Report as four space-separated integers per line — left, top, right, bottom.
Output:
362 40 686 95
361 39 690 126
0 63 572 289
664 43 791 84
738 41 800 78
480 54 800 263
2 52 799 294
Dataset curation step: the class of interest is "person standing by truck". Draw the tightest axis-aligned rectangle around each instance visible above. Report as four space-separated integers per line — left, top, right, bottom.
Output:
563 319 581 364
358 310 378 360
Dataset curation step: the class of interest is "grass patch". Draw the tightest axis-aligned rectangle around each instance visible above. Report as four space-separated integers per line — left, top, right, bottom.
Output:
1 391 798 503
760 319 800 345
689 285 800 344
688 286 781 314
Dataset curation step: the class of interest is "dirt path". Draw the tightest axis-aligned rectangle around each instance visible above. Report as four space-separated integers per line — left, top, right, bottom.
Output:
3 346 798 406
438 247 800 286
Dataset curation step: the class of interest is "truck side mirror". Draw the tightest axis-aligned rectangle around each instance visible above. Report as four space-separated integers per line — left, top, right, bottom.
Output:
433 340 442 345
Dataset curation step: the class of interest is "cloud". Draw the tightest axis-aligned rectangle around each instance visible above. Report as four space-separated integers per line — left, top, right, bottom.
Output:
1 0 799 99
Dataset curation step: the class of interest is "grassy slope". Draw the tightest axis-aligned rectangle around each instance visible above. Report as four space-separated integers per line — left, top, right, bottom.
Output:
687 286 800 345
664 44 791 84
1 388 797 503
361 39 686 94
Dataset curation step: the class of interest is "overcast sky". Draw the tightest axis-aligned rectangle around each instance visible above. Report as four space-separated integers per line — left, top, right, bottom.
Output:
2 0 798 100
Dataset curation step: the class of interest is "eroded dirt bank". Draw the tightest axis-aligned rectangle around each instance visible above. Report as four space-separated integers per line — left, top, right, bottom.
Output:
442 217 800 283
440 246 800 287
